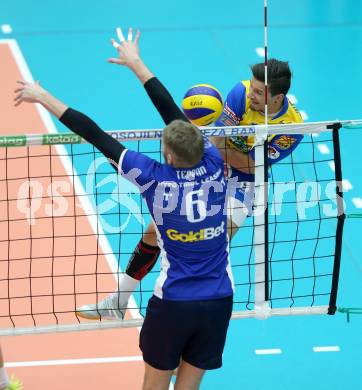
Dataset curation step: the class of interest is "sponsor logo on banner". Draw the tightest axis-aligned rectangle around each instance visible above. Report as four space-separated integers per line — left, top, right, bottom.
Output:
268 146 280 160
42 134 81 145
274 135 297 150
108 130 163 141
0 135 26 147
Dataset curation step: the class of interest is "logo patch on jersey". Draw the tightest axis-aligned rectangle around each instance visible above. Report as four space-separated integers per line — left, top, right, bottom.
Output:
227 135 254 153
220 115 236 127
274 136 297 150
166 221 225 243
268 146 280 160
223 104 240 124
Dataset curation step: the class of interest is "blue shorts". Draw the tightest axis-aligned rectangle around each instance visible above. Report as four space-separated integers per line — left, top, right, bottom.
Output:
140 295 233 371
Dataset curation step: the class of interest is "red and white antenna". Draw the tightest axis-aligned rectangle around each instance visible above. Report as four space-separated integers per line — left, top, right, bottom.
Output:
264 0 268 123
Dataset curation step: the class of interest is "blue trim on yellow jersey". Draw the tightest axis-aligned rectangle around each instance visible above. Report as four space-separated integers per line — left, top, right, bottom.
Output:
272 96 289 120
240 83 247 119
215 82 246 127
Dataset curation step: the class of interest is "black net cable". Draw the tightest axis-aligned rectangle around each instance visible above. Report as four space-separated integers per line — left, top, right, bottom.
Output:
328 124 345 314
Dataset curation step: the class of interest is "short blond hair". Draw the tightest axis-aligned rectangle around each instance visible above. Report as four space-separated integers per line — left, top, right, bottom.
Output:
163 120 204 166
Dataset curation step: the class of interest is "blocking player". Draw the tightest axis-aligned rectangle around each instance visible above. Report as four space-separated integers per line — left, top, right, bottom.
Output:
14 29 234 390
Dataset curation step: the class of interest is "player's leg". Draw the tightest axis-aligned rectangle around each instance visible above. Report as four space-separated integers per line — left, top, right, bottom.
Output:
142 363 173 390
140 296 192 390
174 360 205 390
180 296 233 389
76 223 160 320
0 346 9 390
0 345 22 390
125 223 159 280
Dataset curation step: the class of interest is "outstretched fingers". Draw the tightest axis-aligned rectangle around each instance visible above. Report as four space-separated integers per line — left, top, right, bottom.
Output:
14 93 23 106
107 57 123 64
127 27 133 41
108 27 141 66
111 27 140 48
13 80 43 106
111 38 120 49
134 30 140 45
14 81 25 105
116 27 125 43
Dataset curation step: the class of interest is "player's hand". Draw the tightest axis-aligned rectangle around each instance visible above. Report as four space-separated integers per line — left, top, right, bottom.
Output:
108 27 141 68
14 80 46 106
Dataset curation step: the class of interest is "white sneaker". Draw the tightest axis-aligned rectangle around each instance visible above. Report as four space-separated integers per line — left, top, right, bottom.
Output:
2 375 23 390
76 293 127 320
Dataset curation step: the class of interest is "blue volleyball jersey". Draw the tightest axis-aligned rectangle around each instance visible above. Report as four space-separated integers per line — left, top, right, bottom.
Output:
118 138 234 301
215 80 304 182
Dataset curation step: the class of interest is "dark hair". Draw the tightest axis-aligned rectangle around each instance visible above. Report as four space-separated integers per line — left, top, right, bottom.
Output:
251 59 292 96
163 120 204 166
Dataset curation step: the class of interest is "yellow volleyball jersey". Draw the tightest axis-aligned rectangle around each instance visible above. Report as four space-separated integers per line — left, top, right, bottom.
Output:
215 80 304 164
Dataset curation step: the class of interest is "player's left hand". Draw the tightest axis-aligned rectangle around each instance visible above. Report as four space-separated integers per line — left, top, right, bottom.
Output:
108 27 141 67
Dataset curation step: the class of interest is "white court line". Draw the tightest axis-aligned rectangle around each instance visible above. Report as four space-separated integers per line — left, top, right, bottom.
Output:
3 38 142 320
317 144 330 154
352 197 362 208
342 179 353 191
1 24 12 34
255 47 265 57
5 356 143 368
255 349 282 355
313 346 340 353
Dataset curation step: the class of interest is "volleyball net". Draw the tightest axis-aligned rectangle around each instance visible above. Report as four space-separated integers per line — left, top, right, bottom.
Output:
0 120 360 336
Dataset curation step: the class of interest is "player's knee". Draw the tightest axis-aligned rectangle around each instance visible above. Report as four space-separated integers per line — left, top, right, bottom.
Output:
174 361 205 390
142 363 173 390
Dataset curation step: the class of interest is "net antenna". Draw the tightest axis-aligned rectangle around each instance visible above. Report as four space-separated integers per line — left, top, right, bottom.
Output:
252 0 271 319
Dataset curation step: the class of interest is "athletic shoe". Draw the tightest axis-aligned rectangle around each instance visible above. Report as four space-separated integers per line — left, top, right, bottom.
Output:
4 375 23 390
76 293 126 320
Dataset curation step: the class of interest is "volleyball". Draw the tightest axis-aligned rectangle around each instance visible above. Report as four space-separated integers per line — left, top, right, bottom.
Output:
182 84 224 126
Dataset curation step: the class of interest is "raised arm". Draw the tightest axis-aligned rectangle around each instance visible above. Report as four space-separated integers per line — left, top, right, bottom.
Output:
109 27 188 125
14 81 124 169
143 77 187 125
